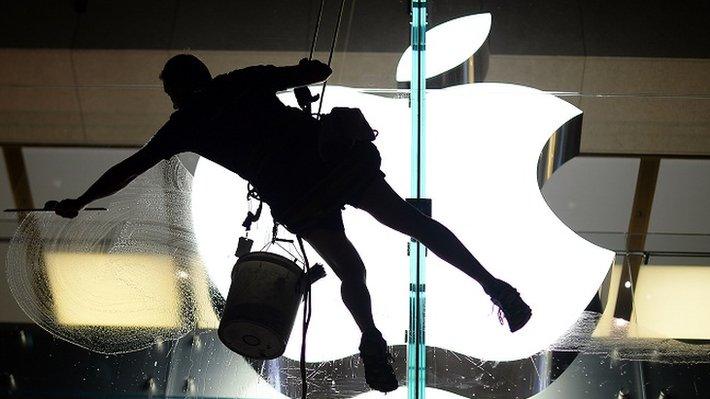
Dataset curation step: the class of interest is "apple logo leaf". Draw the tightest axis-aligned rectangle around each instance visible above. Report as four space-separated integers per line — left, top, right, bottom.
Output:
396 13 491 82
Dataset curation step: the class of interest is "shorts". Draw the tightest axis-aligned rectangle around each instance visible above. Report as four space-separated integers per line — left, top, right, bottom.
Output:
282 172 385 236
270 141 385 236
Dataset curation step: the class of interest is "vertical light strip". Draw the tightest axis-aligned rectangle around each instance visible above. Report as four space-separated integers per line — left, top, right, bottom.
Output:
408 1 427 399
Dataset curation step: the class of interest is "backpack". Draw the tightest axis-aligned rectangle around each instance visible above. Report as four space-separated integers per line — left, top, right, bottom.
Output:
318 107 378 163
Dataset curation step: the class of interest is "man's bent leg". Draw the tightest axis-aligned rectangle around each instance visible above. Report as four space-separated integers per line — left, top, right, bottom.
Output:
302 226 398 392
301 228 381 337
353 178 497 291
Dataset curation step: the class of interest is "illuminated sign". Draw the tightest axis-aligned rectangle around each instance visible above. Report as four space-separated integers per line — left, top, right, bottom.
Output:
191 13 614 363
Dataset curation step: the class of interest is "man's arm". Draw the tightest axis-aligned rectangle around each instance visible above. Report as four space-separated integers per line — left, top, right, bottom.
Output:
270 59 332 91
225 59 332 93
53 146 164 218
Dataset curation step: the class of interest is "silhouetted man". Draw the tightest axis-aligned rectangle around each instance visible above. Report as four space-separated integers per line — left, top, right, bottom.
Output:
53 54 531 392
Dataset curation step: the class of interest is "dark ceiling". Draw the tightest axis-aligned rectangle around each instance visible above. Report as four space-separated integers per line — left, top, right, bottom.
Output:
1 0 708 57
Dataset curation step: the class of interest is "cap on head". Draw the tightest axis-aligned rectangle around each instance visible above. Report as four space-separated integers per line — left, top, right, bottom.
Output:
160 54 212 91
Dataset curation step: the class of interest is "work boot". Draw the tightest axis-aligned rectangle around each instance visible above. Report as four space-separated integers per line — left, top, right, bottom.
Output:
359 332 398 393
486 279 532 332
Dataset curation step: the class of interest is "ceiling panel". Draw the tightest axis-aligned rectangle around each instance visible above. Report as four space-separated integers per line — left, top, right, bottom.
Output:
78 87 169 144
578 96 710 156
650 159 710 235
483 0 583 56
580 0 710 58
22 147 136 207
0 150 16 219
2 1 708 58
73 49 170 86
0 87 84 144
542 156 640 234
582 57 710 96
73 0 177 49
0 0 76 48
0 49 74 86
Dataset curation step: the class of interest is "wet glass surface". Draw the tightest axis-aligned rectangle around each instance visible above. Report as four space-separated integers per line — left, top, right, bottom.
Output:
1 1 709 398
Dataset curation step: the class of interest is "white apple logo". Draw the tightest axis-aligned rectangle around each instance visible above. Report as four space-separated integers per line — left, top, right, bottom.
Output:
192 13 613 365
191 14 620 399
0 11 615 398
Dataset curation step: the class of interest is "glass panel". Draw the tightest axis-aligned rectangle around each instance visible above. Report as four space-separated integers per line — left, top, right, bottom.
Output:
408 1 428 398
185 2 414 397
22 147 137 208
2 1 710 399
6 2 418 398
2 1 415 398
421 1 710 399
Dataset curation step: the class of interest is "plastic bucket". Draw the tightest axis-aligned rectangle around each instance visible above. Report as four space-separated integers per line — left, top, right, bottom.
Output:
218 251 304 359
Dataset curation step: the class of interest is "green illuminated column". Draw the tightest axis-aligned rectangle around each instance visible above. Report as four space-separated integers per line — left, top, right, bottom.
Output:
408 1 427 399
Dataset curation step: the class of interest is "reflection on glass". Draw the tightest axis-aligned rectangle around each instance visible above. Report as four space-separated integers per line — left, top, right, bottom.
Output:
2 1 709 398
45 251 181 328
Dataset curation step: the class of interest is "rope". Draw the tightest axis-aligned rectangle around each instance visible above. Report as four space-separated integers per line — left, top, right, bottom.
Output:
315 0 347 119
308 0 326 60
298 3 347 397
297 235 312 399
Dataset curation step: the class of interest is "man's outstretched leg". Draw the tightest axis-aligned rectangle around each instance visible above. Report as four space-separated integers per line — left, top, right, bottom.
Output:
353 178 532 332
302 227 398 392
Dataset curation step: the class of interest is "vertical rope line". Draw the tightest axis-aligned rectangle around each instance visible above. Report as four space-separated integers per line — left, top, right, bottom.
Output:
315 0 347 119
300 2 346 396
308 0 326 60
298 236 312 399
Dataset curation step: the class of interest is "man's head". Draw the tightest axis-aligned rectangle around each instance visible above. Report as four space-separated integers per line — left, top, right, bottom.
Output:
160 54 212 109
